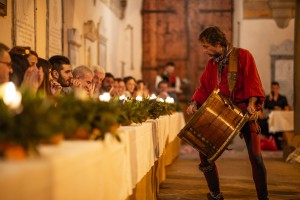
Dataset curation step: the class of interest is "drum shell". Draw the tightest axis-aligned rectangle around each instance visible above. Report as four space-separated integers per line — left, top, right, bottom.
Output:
178 89 249 162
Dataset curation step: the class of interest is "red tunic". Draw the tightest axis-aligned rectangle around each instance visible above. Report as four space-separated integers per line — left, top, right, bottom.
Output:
191 48 265 111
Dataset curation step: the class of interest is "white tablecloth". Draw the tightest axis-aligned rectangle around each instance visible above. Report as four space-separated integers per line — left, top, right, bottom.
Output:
0 139 131 200
120 122 154 188
268 111 294 132
0 159 51 200
0 112 186 200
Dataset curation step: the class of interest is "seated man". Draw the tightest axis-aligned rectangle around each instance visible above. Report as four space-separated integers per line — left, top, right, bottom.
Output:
100 72 115 94
49 55 77 95
155 62 181 94
72 65 94 97
264 81 289 111
92 65 105 97
264 81 290 150
155 62 181 101
157 80 178 102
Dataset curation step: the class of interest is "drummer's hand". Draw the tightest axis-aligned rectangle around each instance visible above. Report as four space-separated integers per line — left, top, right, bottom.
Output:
186 102 198 115
247 104 258 121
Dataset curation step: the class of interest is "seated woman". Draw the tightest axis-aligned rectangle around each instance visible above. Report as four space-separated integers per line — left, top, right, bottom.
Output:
123 76 137 98
135 80 149 98
9 46 44 94
37 57 62 96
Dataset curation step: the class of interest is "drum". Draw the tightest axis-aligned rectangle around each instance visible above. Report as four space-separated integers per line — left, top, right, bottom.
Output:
178 89 249 163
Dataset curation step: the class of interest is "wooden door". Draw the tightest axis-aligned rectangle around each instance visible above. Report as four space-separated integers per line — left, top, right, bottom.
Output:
142 0 233 101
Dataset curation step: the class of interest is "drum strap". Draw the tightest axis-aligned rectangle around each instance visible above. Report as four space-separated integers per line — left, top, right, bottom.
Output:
228 47 239 99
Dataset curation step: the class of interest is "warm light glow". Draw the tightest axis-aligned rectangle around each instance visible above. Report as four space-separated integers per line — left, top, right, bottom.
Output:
1 82 22 109
149 94 157 100
136 95 143 101
119 94 126 100
165 97 174 103
99 92 111 102
158 98 164 102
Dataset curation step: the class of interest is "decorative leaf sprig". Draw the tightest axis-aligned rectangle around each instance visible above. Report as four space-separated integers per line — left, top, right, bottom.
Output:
0 83 183 159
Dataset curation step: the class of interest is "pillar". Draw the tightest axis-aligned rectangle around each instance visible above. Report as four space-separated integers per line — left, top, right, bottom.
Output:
294 0 300 138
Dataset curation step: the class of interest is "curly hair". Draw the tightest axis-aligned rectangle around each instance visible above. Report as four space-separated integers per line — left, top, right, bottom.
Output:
198 26 228 47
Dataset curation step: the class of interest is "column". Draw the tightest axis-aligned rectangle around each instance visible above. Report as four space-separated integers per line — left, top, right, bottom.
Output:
294 0 300 136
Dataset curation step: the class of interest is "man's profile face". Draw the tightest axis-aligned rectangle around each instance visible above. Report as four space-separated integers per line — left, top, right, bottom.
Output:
93 71 105 91
201 40 223 58
58 64 73 87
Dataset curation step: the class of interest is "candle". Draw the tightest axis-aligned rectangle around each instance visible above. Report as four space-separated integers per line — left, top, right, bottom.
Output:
99 92 111 102
157 98 164 102
119 94 126 101
135 95 143 101
149 94 157 100
1 82 22 109
165 97 174 103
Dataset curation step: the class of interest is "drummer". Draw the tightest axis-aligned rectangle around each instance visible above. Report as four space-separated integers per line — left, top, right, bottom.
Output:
186 26 268 200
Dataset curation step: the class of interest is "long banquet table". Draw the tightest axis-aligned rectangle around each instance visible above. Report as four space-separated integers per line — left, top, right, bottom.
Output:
0 112 185 200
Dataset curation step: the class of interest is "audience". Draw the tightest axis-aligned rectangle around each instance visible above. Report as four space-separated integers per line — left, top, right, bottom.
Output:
117 78 126 96
100 72 115 94
9 47 44 93
262 81 290 150
9 52 29 87
0 43 13 84
37 57 62 96
155 62 181 101
110 77 119 97
92 65 105 97
112 78 126 97
264 81 290 111
49 55 78 95
72 65 94 97
23 49 44 93
2 44 184 104
124 76 137 98
136 80 149 97
157 80 178 102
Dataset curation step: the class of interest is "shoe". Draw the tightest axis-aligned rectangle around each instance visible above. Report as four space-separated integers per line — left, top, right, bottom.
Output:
207 192 224 200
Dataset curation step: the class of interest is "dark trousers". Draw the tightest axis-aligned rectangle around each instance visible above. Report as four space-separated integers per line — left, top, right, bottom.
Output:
199 121 269 200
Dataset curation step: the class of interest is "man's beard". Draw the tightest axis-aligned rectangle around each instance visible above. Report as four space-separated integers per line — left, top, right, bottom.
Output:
102 85 112 92
58 76 71 87
211 52 222 59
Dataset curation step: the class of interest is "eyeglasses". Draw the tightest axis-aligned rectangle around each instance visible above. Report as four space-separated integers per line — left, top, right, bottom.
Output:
0 61 13 67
